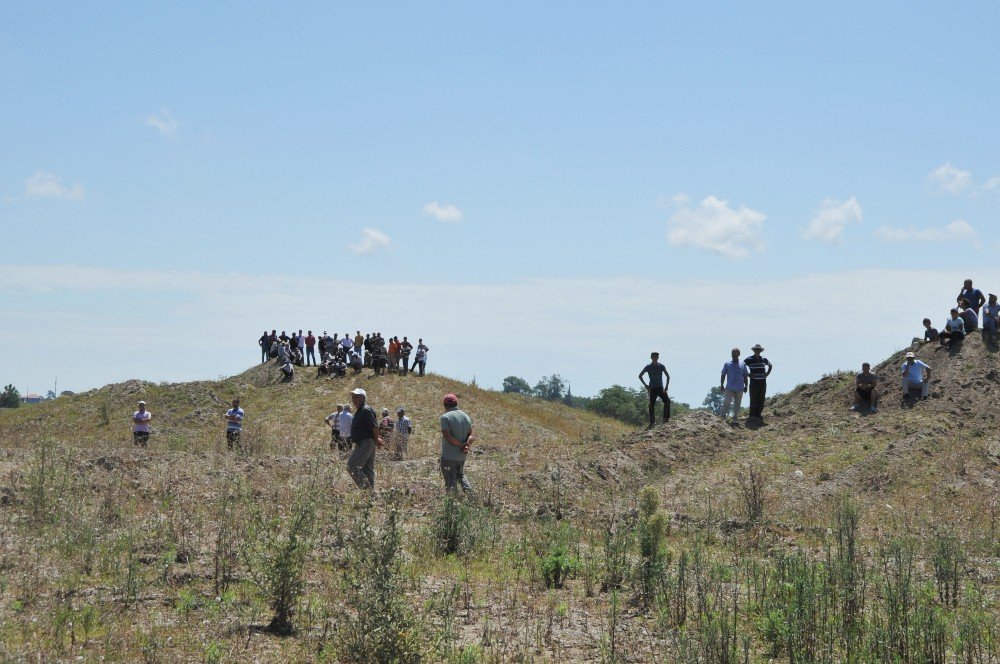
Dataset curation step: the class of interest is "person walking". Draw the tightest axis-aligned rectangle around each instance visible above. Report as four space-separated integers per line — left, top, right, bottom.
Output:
258 331 270 363
347 388 382 489
440 393 474 493
744 343 773 422
638 351 671 428
720 348 749 424
225 398 244 450
132 400 152 447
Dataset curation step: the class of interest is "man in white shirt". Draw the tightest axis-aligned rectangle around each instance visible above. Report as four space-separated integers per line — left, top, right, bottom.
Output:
337 405 354 451
132 400 152 447
900 352 931 399
225 398 244 450
393 407 413 459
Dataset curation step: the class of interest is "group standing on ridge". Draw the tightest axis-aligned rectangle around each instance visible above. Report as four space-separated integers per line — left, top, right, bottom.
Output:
257 329 429 380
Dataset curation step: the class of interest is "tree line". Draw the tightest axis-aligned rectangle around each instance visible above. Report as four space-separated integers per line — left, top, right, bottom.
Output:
501 374 696 427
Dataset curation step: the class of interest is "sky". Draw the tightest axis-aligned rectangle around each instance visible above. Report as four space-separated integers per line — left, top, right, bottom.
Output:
2 2 999 406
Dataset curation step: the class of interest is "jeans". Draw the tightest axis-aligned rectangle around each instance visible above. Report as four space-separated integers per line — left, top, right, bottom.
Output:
648 387 669 425
305 347 316 365
260 346 268 363
748 381 767 418
721 389 744 421
348 438 376 489
415 360 426 376
441 458 473 493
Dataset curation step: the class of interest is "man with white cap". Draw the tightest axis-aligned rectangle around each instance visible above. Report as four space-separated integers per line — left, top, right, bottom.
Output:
440 393 474 493
900 352 931 400
132 400 152 447
347 388 382 489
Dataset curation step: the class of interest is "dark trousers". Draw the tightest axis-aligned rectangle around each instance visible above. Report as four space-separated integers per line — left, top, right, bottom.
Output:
305 347 316 365
415 360 426 376
260 347 267 363
749 381 767 418
402 356 410 374
648 387 670 425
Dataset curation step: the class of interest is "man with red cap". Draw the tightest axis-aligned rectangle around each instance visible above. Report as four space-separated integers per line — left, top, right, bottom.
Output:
440 393 474 493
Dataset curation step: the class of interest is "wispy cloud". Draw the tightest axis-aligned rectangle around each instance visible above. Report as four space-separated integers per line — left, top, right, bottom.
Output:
926 162 971 195
422 202 463 222
666 195 765 260
23 172 85 201
348 228 391 254
984 176 1000 193
145 108 179 138
803 196 862 244
876 219 979 247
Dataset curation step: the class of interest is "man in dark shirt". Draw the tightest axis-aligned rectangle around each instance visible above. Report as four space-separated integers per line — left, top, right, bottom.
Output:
852 362 879 413
922 318 939 342
258 331 270 363
958 279 986 315
744 344 773 421
639 352 671 428
347 388 383 489
305 331 316 366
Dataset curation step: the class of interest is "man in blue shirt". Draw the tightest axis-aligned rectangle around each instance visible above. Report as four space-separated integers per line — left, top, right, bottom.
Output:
939 309 966 347
720 348 749 424
224 398 244 450
900 352 931 399
957 279 986 315
639 352 671 428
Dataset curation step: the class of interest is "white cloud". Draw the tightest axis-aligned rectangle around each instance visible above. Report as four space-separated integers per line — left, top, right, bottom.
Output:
348 228 391 254
984 176 1000 192
24 172 85 201
422 202 463 222
803 196 863 244
876 219 979 247
926 162 971 195
666 195 766 260
145 108 179 138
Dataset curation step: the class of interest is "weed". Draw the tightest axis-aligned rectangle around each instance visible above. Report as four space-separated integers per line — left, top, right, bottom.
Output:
540 523 579 589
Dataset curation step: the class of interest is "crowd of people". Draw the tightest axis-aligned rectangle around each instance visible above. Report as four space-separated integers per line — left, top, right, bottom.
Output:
129 390 474 494
256 330 429 380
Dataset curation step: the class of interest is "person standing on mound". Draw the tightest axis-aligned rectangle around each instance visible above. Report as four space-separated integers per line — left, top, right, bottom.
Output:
440 393 474 493
132 400 152 447
225 398 244 450
638 351 671 428
720 348 749 424
744 343 773 422
347 388 382 489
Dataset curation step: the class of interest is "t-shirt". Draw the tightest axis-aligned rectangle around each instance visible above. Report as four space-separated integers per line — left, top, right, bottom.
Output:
642 362 668 389
340 337 354 350
327 412 342 430
297 335 305 349
226 407 244 431
924 327 939 341
259 334 269 348
901 360 929 383
721 360 748 391
440 407 473 462
959 288 985 312
305 334 316 348
856 372 877 387
354 334 364 348
960 309 978 331
945 317 966 334
351 404 378 441
338 411 353 433
744 355 771 382
395 416 412 439
132 410 151 433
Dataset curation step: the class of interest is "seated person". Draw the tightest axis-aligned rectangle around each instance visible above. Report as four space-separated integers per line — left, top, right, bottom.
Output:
276 342 291 364
279 360 294 378
852 363 879 412
331 359 347 378
983 293 1000 345
900 352 931 399
922 318 939 342
959 299 979 332
939 309 966 346
349 350 363 374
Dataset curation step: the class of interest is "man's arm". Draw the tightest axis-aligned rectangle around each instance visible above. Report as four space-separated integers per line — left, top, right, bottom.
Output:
664 371 670 392
765 360 773 378
638 367 648 388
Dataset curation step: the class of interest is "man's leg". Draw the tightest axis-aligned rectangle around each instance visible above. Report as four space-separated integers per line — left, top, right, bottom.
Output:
662 390 670 423
455 461 473 493
347 438 376 489
402 357 409 375
920 380 929 398
441 459 458 491
647 389 657 427
731 391 743 421
721 390 734 419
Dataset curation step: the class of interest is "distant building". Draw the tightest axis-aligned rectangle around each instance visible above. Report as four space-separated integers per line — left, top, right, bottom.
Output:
22 393 44 404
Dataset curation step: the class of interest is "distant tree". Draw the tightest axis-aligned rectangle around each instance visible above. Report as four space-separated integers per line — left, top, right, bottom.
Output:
45 390 56 400
59 390 76 397
563 384 575 408
586 385 646 426
502 376 532 395
702 386 724 414
533 374 566 401
0 384 21 408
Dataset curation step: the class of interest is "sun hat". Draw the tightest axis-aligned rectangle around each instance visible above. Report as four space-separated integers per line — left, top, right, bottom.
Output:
751 343 765 351
906 352 916 359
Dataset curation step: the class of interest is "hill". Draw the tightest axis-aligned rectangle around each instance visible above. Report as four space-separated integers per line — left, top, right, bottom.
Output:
1 345 998 662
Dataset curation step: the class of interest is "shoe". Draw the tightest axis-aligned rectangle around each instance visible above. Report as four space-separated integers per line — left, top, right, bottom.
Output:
870 406 877 413
850 405 858 412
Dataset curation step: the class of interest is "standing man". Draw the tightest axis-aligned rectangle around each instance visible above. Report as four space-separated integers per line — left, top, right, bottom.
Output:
720 348 749 424
225 398 244 450
296 330 306 361
982 294 1000 346
347 388 382 489
132 400 152 447
324 404 344 451
638 351 671 428
340 333 354 356
901 352 931 400
400 337 413 375
744 344 773 422
440 393 474 493
258 331 270 363
318 331 328 359
393 407 412 460
354 331 364 363
305 330 317 366
958 279 986 315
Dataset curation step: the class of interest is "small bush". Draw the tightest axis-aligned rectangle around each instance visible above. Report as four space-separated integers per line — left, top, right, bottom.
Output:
541 525 580 589
429 492 494 557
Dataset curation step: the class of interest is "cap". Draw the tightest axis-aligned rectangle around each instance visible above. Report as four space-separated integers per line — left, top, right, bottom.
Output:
443 393 458 406
751 343 765 351
381 408 389 415
350 388 367 397
138 400 146 405
396 407 405 414
906 352 916 359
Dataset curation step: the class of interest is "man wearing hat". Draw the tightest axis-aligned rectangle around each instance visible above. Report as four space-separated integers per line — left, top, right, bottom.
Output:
132 400 152 447
347 388 382 489
745 344 773 421
900 352 931 399
440 393 474 493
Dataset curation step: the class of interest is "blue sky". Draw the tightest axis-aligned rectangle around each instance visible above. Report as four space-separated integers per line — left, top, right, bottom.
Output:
2 3 999 406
